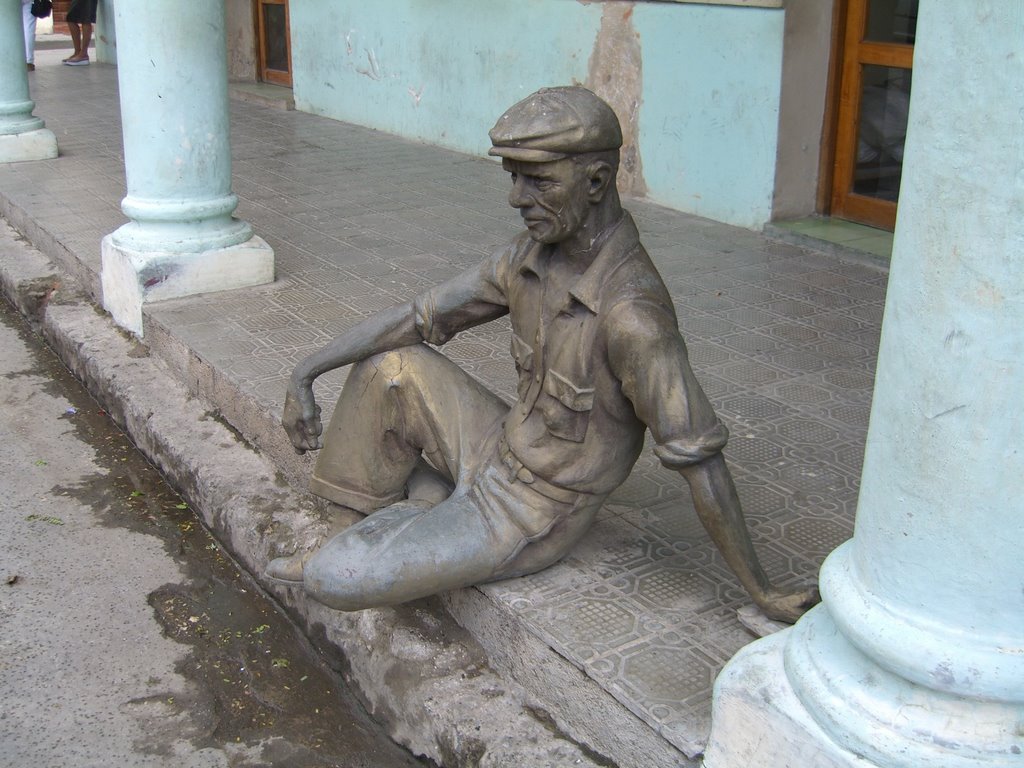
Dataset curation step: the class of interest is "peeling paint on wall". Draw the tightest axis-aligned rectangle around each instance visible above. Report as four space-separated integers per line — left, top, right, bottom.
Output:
587 2 647 197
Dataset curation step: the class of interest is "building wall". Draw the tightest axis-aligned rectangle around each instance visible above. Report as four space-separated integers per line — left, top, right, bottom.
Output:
226 0 258 82
772 0 835 220
51 0 70 34
289 0 787 230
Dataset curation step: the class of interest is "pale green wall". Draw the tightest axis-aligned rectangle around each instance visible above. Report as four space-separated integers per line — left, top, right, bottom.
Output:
290 0 596 153
289 0 785 230
632 3 784 228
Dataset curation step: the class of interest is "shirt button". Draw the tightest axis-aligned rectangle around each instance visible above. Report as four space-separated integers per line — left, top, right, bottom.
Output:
534 374 541 382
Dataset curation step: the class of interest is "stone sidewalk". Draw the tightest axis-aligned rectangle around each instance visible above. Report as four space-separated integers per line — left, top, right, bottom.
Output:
1 50 887 766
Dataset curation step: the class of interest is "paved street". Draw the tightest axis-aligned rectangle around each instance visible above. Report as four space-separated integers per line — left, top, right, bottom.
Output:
0 295 425 768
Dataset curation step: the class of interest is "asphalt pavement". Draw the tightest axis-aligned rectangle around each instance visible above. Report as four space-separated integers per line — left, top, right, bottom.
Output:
0 294 426 767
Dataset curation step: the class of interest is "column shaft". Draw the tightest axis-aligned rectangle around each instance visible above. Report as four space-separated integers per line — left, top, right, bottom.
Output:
0 0 57 161
101 0 273 336
109 0 248 253
704 2 1024 766
95 0 115 64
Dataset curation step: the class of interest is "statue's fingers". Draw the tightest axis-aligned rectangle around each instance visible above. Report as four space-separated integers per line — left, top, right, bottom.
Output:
307 421 324 447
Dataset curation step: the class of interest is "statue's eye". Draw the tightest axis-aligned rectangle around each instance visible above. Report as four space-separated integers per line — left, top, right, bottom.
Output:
509 173 518 183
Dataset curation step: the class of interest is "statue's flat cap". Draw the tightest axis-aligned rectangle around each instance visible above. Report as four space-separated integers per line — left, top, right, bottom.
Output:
489 86 622 162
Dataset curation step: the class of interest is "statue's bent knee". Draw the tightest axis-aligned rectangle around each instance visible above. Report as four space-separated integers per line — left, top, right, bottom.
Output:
355 344 433 390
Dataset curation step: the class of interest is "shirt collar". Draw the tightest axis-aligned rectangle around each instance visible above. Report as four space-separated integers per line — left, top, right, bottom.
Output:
517 213 640 315
567 213 638 313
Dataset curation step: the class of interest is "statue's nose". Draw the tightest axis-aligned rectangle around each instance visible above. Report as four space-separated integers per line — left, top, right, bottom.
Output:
508 177 533 208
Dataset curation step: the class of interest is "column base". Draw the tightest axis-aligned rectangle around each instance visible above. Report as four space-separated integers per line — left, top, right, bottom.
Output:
101 234 275 336
703 607 1024 768
0 128 58 163
702 622 864 768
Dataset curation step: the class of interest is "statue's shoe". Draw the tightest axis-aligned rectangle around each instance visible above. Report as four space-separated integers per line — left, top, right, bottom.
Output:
263 504 359 587
264 548 315 586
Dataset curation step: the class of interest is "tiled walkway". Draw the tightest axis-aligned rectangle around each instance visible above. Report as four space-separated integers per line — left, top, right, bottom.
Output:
2 48 887 760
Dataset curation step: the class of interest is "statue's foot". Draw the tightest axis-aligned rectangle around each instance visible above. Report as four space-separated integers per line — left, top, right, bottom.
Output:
264 504 360 587
755 584 821 624
264 548 315 586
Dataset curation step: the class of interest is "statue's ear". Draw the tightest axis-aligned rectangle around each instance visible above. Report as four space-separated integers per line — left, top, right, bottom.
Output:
586 161 615 203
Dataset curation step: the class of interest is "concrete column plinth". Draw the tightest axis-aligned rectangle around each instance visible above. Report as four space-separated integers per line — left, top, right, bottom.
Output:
101 234 274 336
101 0 273 336
708 604 1022 768
0 128 58 164
0 1 57 163
704 3 1024 766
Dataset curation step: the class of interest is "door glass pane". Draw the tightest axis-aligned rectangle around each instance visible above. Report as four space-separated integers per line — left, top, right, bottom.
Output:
854 65 911 202
865 0 919 44
262 4 288 73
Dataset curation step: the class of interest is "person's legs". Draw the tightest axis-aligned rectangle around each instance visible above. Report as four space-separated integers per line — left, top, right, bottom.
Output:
79 23 93 54
64 0 96 64
22 1 36 68
66 22 82 60
66 24 92 64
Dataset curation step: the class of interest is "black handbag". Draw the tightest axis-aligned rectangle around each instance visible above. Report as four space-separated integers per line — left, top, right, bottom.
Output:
31 0 53 19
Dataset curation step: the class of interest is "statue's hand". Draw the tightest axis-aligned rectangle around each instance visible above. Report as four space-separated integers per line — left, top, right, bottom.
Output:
755 584 821 624
283 379 323 453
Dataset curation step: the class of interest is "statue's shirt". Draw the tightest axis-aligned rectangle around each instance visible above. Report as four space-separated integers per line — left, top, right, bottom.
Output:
413 212 728 495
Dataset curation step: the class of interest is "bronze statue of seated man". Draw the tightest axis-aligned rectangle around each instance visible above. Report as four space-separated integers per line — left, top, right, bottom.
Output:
268 86 819 623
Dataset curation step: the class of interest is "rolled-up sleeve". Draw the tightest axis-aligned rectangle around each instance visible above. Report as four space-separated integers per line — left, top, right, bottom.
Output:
413 244 513 345
607 300 728 469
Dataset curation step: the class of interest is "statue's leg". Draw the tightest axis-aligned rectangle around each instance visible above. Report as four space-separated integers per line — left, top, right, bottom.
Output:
303 491 504 611
303 442 607 611
265 344 506 586
309 344 507 511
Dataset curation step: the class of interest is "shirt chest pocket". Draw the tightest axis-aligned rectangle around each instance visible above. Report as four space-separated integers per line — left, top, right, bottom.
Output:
540 369 595 442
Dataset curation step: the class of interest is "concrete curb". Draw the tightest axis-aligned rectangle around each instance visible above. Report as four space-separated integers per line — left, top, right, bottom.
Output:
0 219 611 768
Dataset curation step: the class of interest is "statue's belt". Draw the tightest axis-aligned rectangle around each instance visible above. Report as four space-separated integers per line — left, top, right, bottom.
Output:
497 434 583 505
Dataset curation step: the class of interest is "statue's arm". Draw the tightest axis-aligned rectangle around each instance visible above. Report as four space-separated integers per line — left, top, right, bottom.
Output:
293 302 420 386
675 455 818 623
283 302 420 452
607 301 819 623
284 248 511 453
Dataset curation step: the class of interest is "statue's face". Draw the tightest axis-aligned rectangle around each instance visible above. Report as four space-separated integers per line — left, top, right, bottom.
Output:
502 158 590 244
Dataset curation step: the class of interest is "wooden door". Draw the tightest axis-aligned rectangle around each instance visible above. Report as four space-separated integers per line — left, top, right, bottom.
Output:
830 0 917 230
256 0 292 87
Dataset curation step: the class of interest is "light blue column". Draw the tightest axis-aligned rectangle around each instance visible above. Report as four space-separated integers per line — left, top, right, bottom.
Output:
0 0 57 162
101 0 273 336
95 0 116 65
703 2 1024 766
